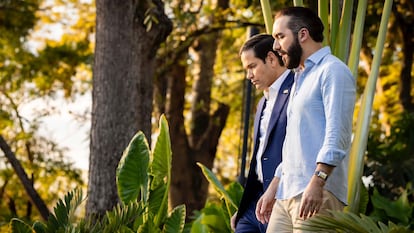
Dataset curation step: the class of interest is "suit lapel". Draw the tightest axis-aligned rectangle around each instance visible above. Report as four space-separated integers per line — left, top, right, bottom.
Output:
252 97 266 155
263 71 294 147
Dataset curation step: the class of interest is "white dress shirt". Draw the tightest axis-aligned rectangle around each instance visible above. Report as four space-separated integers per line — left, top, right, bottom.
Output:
255 69 290 182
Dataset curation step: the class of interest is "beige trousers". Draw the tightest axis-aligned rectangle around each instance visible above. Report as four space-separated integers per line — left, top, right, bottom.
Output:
266 190 344 233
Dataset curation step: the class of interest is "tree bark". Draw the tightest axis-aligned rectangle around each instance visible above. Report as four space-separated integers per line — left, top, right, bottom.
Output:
86 0 171 217
393 1 414 112
0 135 50 220
167 0 230 219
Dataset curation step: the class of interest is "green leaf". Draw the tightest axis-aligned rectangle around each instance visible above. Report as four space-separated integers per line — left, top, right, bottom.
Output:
197 162 237 209
318 0 329 46
226 181 244 209
189 214 209 233
199 204 231 233
347 0 394 213
298 211 372 232
259 0 272 33
138 220 161 233
148 182 168 225
371 189 411 225
151 114 172 226
32 221 46 233
333 0 354 61
102 201 143 233
348 0 368 77
45 189 84 232
151 114 171 183
117 131 150 204
9 218 34 233
163 204 186 233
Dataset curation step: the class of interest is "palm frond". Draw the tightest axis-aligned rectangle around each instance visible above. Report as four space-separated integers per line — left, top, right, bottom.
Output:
102 201 143 233
298 212 373 232
296 210 411 233
45 188 85 233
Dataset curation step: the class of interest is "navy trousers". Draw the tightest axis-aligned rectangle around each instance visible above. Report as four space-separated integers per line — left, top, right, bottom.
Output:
235 193 267 233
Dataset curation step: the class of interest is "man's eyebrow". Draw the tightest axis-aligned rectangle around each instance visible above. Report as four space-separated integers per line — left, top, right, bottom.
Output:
274 32 284 38
246 63 255 68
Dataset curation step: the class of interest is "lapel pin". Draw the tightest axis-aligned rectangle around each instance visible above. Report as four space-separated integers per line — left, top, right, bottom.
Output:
283 89 289 94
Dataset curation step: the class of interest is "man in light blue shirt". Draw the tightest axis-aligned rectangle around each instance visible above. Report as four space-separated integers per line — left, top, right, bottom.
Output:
255 7 356 232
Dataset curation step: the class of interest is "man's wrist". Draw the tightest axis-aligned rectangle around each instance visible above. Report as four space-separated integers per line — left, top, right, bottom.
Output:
314 170 328 181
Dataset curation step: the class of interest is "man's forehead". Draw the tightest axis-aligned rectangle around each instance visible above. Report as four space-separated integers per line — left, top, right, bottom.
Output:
273 16 289 28
272 16 290 34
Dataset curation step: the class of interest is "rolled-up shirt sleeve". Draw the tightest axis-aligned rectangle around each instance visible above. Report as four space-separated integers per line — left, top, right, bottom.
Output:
316 61 355 166
274 162 282 178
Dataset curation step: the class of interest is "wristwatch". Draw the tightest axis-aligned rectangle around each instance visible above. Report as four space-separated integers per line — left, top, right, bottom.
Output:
314 170 328 181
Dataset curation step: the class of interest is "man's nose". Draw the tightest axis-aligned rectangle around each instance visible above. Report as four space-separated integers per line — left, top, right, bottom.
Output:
273 40 280 51
246 70 253 79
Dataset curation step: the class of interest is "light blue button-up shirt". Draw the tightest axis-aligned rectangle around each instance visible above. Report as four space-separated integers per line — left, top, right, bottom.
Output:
274 46 356 204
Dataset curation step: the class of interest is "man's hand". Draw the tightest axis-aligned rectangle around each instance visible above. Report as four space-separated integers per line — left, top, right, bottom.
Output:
230 212 237 231
255 177 279 224
299 163 332 219
255 192 275 224
299 176 324 219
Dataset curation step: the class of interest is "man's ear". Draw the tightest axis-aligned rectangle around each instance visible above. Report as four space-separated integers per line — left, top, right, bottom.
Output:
298 28 309 43
267 51 276 63
267 51 280 66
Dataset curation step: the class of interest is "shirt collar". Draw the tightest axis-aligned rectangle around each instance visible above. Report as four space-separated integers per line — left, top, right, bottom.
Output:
294 46 331 73
306 46 331 66
263 69 291 100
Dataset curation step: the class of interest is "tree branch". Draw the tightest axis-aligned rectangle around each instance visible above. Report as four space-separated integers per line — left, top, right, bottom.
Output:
0 135 50 220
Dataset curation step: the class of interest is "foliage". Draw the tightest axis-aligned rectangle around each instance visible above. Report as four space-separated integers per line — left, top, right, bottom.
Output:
369 188 413 228
298 210 411 233
0 0 93 226
6 115 186 232
366 112 414 201
188 163 243 233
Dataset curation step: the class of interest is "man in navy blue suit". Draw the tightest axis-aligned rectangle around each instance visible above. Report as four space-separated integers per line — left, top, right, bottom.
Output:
231 34 294 233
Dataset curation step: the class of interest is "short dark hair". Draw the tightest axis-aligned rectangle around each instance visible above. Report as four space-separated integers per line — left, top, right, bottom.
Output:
275 7 324 42
239 34 284 66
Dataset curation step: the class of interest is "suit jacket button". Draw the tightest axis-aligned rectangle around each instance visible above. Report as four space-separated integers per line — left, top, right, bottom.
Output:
263 157 268 161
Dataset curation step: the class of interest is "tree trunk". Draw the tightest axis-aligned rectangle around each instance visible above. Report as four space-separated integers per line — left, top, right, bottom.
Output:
393 2 414 112
87 0 171 217
168 0 230 219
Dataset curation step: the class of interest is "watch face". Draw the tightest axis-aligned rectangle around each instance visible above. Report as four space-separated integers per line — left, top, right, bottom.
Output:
315 171 328 180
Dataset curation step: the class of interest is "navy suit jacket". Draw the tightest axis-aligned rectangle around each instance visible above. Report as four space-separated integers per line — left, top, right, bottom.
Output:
236 71 294 223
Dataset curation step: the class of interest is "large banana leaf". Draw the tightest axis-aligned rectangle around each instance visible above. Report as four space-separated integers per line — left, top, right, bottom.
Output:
117 131 150 204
